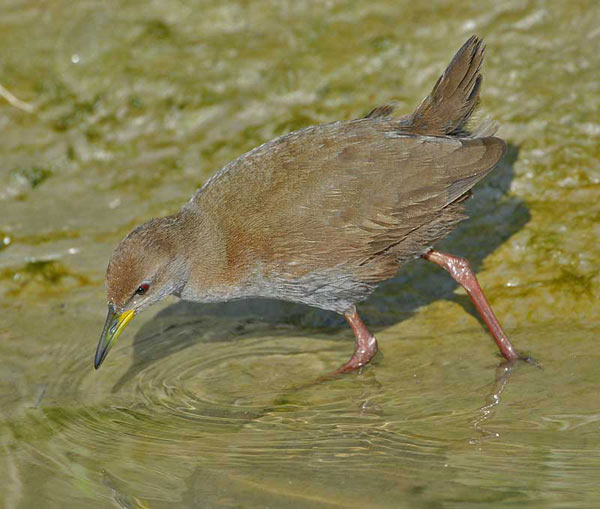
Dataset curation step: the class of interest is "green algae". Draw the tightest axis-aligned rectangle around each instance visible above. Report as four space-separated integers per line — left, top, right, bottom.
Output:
11 230 81 246
1 260 94 297
11 166 53 188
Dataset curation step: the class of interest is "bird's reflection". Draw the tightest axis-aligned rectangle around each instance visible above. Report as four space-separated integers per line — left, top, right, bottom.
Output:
469 359 531 445
102 469 150 509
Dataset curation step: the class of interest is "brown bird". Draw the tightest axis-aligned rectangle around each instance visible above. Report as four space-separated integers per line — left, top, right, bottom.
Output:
95 36 525 373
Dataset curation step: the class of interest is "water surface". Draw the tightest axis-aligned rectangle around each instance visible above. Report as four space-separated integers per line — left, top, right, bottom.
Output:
1 0 599 507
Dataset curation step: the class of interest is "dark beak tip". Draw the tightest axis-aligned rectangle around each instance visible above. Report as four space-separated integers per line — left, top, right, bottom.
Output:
94 339 109 370
94 349 104 370
95 305 117 371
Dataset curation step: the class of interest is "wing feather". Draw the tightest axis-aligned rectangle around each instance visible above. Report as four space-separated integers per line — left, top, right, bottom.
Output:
195 120 505 282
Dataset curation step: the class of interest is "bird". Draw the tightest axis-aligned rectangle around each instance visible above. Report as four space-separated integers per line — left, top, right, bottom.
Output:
95 36 525 374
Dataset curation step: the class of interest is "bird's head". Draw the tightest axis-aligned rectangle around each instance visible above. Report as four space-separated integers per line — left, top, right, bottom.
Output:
95 215 188 369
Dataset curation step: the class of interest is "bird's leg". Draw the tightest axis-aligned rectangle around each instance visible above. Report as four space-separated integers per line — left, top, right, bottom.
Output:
333 307 378 374
423 249 520 361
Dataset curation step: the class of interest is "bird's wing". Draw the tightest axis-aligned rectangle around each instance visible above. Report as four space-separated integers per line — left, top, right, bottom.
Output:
197 119 505 280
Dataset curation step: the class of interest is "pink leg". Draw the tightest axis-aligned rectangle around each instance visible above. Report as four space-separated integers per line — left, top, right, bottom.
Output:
333 307 379 374
423 249 521 361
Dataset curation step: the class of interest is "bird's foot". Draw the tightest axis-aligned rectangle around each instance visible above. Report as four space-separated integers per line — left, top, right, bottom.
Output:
331 349 377 376
499 352 541 369
325 308 379 377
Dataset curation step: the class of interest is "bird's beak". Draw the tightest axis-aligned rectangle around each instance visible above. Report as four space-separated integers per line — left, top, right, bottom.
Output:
94 306 135 369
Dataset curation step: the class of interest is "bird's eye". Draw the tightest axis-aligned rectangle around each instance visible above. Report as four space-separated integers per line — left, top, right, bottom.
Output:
136 283 150 295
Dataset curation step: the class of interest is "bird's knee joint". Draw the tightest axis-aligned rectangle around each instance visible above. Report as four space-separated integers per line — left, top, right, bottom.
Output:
448 256 473 284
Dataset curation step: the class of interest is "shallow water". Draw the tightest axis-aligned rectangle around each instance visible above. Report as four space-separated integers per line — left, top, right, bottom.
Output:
1 0 599 507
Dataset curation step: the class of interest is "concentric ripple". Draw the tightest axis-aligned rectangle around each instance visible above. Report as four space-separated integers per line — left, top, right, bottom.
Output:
6 312 600 506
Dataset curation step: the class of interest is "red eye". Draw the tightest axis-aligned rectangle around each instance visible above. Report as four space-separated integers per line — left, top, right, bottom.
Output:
136 283 149 295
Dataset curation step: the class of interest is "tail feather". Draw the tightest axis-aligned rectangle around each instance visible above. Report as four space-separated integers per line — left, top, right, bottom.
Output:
407 35 486 137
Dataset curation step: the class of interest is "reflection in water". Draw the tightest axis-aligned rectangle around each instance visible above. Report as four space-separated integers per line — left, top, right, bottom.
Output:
471 357 543 446
5 324 600 507
102 470 150 509
470 361 516 446
31 383 48 409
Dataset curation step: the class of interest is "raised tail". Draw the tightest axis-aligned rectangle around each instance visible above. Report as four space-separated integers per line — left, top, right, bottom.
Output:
407 36 488 137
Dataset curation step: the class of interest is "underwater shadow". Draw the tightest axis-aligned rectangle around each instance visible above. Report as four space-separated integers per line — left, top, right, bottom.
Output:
112 144 529 392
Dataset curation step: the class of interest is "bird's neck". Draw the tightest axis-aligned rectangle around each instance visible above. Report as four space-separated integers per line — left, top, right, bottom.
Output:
174 208 231 301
